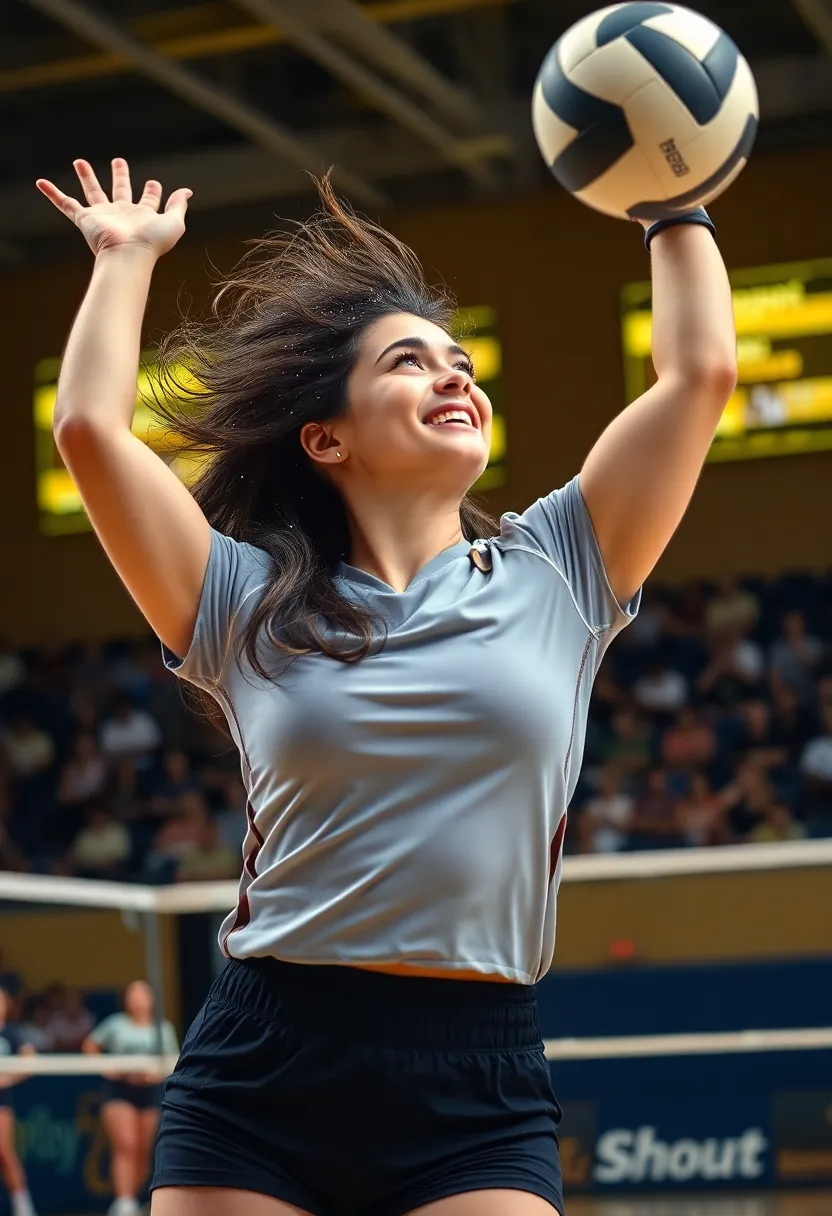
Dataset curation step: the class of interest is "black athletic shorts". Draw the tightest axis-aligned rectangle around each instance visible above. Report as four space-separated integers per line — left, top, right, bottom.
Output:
103 1079 164 1110
152 957 564 1215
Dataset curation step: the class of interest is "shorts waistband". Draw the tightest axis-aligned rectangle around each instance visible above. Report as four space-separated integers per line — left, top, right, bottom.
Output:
211 957 542 1051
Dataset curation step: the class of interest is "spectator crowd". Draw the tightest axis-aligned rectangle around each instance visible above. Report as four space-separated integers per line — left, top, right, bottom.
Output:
0 568 830 878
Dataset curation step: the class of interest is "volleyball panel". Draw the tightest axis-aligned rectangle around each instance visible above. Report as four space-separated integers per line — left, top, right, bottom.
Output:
568 36 662 106
555 4 625 74
625 79 716 196
575 142 665 219
640 5 722 60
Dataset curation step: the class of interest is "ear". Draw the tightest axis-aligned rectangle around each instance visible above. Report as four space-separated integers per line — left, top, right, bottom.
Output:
300 422 346 466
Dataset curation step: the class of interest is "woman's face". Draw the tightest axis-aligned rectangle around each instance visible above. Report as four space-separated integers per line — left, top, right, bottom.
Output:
303 313 492 492
124 980 154 1019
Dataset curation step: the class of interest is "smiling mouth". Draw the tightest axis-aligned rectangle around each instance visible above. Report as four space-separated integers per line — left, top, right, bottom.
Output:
422 406 478 429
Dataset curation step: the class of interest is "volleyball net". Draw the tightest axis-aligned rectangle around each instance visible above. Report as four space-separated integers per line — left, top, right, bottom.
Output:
1 836 831 1078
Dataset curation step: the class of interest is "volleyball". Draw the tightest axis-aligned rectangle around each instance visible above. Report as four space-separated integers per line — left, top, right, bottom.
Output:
531 2 758 221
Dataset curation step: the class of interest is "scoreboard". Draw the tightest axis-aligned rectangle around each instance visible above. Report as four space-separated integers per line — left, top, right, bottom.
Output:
622 256 832 463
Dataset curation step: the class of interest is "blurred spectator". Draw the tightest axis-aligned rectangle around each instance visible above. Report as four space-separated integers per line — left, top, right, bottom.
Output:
57 733 107 809
99 695 161 762
705 576 759 636
175 817 240 882
18 995 52 1051
1 712 54 777
149 751 200 811
144 791 209 878
721 760 788 842
770 684 816 766
665 581 707 637
578 765 633 854
632 659 688 716
697 628 765 705
68 804 131 878
0 950 22 999
45 986 94 1052
736 699 789 773
749 802 807 845
600 707 652 777
661 708 716 772
799 705 832 835
769 610 825 706
628 768 685 849
675 772 726 847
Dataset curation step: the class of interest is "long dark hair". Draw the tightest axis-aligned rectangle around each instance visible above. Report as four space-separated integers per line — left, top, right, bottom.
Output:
152 176 496 680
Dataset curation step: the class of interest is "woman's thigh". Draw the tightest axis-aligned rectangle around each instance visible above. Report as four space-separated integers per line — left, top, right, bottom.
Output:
0 1107 17 1161
151 1187 316 1216
101 1100 140 1150
406 1192 562 1216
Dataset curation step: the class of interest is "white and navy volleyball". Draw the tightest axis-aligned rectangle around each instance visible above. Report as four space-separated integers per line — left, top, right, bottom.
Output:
532 2 758 221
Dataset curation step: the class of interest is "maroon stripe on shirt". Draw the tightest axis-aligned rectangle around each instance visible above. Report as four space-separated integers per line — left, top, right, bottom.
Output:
221 799 264 954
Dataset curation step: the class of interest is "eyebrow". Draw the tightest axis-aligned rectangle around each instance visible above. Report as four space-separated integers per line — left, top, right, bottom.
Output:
374 335 472 365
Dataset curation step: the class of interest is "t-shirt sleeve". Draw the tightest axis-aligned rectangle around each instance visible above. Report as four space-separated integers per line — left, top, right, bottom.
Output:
498 475 641 635
89 1014 116 1051
162 528 271 689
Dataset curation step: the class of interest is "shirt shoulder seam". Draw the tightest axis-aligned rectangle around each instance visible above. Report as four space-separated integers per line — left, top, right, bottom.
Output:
493 541 611 636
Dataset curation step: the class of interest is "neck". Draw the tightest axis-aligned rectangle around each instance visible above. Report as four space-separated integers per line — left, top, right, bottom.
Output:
344 486 464 592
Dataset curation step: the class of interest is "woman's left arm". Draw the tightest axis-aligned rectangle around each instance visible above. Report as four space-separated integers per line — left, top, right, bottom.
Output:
580 222 737 605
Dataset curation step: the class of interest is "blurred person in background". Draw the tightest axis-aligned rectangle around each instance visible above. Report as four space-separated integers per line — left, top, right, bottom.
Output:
769 609 825 707
799 704 832 836
749 801 806 844
17 997 52 1053
148 751 199 813
632 657 688 719
675 771 726 847
601 705 653 778
720 759 789 843
0 641 25 700
46 986 94 1054
0 987 37 1216
697 625 765 706
143 791 208 880
577 764 633 854
67 803 132 879
1 713 54 781
627 767 685 850
661 706 717 773
175 817 240 883
83 981 178 1216
99 694 161 764
57 731 108 811
705 575 759 637
735 699 790 774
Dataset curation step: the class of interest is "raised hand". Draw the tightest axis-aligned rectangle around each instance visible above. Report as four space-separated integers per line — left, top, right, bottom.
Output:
36 157 191 260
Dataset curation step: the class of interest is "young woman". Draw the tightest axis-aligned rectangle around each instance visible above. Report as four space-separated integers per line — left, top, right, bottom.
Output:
83 981 179 1216
37 157 737 1216
0 988 37 1216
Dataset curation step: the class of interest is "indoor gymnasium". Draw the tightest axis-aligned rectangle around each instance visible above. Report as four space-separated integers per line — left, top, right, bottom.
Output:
0 2 831 1215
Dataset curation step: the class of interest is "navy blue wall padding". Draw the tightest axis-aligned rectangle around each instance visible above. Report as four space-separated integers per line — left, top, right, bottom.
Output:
537 957 832 1039
703 31 740 100
538 46 633 192
596 3 673 47
625 24 724 125
626 110 757 219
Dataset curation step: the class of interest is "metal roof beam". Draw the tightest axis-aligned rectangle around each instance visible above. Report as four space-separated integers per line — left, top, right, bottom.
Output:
234 0 506 189
20 0 385 208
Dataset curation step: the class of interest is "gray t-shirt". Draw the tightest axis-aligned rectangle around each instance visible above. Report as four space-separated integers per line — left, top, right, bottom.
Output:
90 1013 178 1055
166 476 638 983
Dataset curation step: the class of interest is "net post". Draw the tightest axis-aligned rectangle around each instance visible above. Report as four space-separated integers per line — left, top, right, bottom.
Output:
143 909 167 1057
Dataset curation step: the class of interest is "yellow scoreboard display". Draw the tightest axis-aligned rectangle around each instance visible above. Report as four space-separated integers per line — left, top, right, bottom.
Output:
622 257 832 463
34 306 506 536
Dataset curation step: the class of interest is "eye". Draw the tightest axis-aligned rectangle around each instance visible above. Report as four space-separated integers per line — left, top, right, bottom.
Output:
455 357 476 380
390 350 423 370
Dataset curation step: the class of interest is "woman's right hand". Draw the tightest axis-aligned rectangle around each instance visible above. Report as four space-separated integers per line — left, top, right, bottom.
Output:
36 157 191 260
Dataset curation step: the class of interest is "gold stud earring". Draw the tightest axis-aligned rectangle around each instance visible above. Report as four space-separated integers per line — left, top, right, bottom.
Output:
336 451 342 458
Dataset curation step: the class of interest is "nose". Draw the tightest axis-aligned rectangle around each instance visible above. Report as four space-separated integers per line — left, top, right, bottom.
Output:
435 366 472 395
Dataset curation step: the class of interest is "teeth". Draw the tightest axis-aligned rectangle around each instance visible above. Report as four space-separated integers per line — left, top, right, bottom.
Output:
426 410 473 426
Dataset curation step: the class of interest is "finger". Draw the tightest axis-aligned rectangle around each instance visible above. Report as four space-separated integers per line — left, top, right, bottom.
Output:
164 187 193 217
138 180 163 212
35 179 84 224
111 157 132 203
73 159 108 206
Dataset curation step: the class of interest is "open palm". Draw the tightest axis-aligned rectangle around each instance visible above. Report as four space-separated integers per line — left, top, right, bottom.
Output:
36 157 191 259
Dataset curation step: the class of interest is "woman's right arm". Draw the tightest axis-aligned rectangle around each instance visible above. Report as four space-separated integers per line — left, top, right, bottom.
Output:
38 158 210 659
